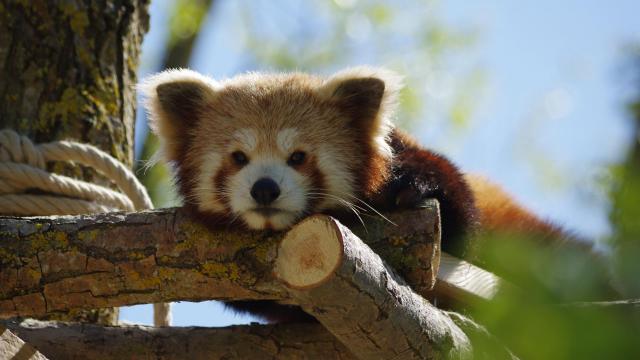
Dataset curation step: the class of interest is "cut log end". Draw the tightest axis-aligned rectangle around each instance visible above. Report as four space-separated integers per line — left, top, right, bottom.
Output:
275 216 344 289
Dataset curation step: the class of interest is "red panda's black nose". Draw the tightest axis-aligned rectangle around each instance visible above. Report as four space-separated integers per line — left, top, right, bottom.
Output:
251 178 281 206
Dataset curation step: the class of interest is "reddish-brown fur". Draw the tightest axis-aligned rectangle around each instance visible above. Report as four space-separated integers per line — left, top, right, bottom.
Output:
467 174 563 239
368 129 480 256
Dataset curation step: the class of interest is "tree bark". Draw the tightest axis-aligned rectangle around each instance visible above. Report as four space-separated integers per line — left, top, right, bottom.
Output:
0 204 440 319
0 0 148 166
0 0 149 324
5 319 355 360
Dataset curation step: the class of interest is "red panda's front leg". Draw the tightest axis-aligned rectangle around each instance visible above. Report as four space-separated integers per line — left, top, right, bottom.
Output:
369 129 479 257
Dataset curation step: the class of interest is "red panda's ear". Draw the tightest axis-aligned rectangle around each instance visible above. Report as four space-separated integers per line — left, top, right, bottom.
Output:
155 81 210 121
319 67 401 158
139 69 218 161
319 67 401 133
329 77 386 124
319 67 401 193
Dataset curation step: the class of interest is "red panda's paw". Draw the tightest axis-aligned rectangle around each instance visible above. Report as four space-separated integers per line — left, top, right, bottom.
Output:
374 172 436 210
392 178 427 209
395 187 422 208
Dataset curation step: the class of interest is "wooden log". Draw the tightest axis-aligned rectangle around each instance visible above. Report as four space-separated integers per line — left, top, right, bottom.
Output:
0 202 440 319
5 319 355 360
274 216 477 359
0 326 48 360
433 253 505 305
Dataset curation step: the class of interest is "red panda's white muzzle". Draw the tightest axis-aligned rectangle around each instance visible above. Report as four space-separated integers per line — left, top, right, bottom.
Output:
227 158 308 230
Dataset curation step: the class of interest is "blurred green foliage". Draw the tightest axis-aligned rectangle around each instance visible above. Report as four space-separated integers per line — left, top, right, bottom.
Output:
167 0 212 48
610 46 640 298
465 50 640 359
238 0 484 130
469 232 639 359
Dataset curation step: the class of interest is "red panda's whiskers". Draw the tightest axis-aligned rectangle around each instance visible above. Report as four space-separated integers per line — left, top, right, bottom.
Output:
307 189 359 209
135 153 163 176
307 194 369 213
337 192 397 227
307 189 396 227
306 191 365 211
306 191 368 231
182 190 231 203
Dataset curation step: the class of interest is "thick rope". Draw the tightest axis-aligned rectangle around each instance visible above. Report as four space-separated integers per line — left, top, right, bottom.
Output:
0 194 114 216
0 129 171 326
0 129 152 215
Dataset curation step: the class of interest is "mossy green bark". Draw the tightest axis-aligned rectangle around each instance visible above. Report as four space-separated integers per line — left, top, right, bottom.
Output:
0 0 149 168
0 0 150 324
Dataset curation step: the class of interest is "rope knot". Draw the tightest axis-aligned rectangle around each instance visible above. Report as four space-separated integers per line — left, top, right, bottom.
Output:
0 129 46 168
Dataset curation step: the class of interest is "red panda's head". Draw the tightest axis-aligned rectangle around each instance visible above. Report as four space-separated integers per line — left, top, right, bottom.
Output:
140 67 401 230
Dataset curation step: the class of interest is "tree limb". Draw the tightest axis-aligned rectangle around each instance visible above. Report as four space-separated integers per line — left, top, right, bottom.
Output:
0 201 440 319
560 299 640 311
4 319 354 360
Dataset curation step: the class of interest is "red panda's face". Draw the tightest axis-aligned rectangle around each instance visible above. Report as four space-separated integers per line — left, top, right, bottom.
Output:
193 117 351 230
141 68 400 230
224 137 314 230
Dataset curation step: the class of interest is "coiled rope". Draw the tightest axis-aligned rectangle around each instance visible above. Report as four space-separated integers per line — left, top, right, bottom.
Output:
0 129 152 215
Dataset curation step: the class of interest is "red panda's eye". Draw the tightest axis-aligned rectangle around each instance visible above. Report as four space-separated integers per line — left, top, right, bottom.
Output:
232 151 249 166
287 151 306 166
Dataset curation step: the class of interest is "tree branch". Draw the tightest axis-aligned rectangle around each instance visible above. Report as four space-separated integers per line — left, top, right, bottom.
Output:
560 299 640 312
4 319 354 360
1 201 440 319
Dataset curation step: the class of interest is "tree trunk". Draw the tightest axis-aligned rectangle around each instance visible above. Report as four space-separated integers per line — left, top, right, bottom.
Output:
0 0 149 324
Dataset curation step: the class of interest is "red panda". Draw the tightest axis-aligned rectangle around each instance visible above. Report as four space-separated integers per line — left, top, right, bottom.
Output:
140 67 609 322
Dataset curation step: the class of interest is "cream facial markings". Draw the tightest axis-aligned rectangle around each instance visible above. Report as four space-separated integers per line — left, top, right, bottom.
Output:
276 128 299 154
232 128 258 152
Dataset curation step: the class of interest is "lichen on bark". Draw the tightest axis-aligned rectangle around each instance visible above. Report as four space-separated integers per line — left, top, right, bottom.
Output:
0 0 149 167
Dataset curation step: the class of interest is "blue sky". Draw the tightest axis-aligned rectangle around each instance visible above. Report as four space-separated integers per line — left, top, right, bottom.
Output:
127 0 640 326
